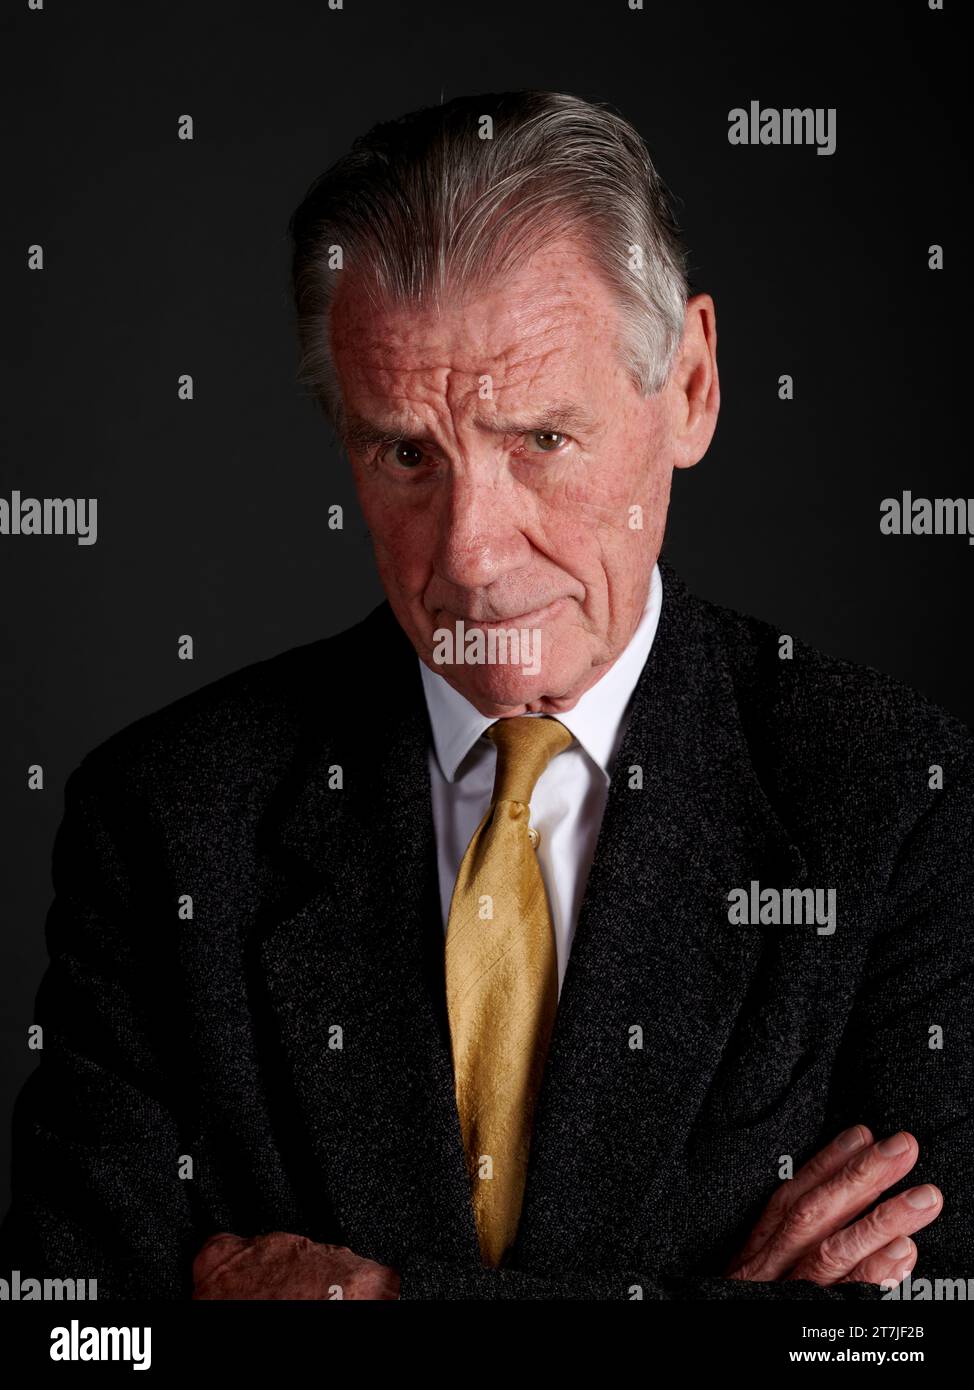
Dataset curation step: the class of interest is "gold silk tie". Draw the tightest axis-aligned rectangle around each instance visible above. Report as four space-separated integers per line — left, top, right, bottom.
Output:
445 714 574 1267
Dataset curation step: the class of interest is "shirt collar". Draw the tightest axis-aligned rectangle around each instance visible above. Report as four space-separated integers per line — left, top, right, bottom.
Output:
418 563 663 782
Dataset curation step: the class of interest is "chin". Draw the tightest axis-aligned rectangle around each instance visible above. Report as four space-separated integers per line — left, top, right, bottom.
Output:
450 661 575 712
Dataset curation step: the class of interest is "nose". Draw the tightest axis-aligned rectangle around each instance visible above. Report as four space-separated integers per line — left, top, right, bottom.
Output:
433 468 528 594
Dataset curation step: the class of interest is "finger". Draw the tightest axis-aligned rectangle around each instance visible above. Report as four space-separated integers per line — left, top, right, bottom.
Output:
192 1232 249 1284
732 1130 920 1281
843 1235 918 1289
724 1124 873 1275
787 1183 942 1284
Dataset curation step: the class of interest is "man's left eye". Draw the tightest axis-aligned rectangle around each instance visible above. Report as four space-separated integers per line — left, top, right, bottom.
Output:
523 430 567 454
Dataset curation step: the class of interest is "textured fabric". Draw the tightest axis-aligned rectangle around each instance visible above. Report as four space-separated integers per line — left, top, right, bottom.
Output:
0 559 971 1301
446 716 574 1267
421 563 663 996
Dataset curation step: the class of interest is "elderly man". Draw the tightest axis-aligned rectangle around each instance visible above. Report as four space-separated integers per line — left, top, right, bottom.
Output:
1 90 972 1302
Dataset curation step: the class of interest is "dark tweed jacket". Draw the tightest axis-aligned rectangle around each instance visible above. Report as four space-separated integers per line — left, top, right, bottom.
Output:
2 560 972 1300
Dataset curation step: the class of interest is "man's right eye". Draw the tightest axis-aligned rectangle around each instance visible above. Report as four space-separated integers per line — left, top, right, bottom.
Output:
377 440 426 469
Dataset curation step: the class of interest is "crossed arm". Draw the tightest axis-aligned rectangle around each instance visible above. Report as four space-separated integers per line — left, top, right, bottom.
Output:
190 1124 943 1300
3 752 972 1300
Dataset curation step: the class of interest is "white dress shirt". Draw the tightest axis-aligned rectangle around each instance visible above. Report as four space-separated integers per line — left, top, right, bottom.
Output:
418 563 663 997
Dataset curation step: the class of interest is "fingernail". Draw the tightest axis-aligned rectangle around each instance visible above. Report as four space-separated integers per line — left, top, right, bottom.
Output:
883 1236 911 1259
837 1125 866 1151
906 1184 939 1209
877 1132 910 1156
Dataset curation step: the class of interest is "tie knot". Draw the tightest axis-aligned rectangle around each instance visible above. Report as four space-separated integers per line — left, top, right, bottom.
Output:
485 716 573 807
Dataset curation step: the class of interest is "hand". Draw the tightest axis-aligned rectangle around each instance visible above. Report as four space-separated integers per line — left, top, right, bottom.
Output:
192 1231 401 1300
725 1125 943 1287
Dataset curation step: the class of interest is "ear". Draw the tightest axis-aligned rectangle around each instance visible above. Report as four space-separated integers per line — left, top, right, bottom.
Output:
668 293 720 469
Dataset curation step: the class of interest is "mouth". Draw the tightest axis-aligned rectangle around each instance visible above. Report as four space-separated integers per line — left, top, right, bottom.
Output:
439 596 569 629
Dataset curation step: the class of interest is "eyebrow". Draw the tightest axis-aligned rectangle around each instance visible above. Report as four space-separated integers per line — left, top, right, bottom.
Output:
341 400 600 453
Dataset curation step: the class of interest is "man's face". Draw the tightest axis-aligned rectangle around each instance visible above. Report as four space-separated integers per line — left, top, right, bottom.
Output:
329 236 716 716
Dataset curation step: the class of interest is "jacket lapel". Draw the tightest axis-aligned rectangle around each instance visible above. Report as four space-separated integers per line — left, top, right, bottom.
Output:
254 565 808 1274
255 605 481 1267
510 562 807 1269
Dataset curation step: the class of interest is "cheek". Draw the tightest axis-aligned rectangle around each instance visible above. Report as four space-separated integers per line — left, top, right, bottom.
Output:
573 414 663 500
554 438 666 541
364 499 435 594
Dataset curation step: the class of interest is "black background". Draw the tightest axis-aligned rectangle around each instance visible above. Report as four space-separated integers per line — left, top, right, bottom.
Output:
0 0 968 1205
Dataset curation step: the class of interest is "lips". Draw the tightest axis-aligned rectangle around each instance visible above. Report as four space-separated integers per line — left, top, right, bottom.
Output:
441 597 567 627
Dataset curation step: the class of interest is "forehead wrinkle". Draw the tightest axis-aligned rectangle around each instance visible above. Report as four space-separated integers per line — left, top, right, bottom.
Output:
342 394 599 454
338 286 600 452
470 399 601 437
342 344 597 453
346 288 581 373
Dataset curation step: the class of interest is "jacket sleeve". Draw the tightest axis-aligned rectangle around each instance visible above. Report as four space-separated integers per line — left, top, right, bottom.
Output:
400 746 974 1301
0 756 198 1299
819 742 974 1283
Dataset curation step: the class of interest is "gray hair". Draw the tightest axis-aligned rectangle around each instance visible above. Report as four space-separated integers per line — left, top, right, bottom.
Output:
287 90 690 442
